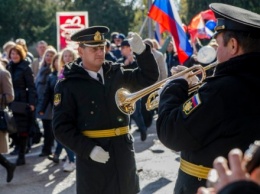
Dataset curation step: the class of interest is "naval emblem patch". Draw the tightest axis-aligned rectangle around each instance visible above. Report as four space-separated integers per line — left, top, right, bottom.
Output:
54 94 61 106
182 93 201 116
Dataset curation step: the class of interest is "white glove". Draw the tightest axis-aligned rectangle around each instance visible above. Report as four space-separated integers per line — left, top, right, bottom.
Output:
128 33 146 54
90 146 110 164
171 65 199 86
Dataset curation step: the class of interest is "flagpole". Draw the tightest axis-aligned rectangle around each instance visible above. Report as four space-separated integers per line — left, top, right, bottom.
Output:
139 16 148 36
148 0 153 38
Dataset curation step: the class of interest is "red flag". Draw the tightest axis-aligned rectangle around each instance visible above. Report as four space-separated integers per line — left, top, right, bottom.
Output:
188 9 216 43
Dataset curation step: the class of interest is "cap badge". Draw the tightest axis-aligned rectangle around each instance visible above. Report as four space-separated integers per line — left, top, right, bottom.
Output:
215 25 225 31
94 31 102 41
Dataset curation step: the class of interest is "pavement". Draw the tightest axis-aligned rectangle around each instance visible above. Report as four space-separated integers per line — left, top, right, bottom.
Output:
0 114 180 194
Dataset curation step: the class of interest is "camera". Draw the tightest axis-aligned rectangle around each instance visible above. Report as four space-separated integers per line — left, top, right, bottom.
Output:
244 140 260 174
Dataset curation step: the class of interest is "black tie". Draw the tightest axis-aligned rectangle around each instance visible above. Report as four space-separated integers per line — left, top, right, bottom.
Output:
97 73 103 84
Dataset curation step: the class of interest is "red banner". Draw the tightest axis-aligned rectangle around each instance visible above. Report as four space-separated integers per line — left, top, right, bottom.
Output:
56 12 88 51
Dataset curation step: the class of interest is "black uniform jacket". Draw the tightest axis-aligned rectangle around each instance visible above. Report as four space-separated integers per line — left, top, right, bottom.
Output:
53 45 159 194
156 52 260 187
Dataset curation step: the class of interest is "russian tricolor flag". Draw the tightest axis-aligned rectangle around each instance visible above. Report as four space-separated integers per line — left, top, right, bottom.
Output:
148 0 193 64
188 9 216 43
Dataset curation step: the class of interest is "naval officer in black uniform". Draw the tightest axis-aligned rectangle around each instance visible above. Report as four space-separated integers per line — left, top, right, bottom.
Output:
52 26 159 194
156 3 260 194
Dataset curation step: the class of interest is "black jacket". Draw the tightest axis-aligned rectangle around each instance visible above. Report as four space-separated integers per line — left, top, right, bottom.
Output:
7 60 36 133
53 45 159 194
39 71 58 112
156 52 260 193
105 52 117 62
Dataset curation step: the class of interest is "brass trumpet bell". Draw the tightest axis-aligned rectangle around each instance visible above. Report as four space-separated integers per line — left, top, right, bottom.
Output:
115 88 136 115
115 45 218 115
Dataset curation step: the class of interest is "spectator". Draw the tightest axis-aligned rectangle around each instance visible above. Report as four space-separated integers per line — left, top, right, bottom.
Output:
15 38 34 64
35 47 57 157
0 60 16 182
144 38 167 81
105 39 117 62
2 41 16 61
47 47 77 172
7 44 36 165
31 40 48 80
57 47 78 80
111 33 125 59
165 40 180 77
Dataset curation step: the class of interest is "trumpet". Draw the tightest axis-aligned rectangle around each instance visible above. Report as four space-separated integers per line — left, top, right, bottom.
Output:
146 61 218 111
115 62 218 115
115 45 218 115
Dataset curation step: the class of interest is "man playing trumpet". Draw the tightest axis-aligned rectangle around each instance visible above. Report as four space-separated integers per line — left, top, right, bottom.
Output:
156 3 260 194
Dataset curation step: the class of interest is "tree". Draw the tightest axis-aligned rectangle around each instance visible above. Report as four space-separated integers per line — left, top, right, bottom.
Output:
0 0 59 48
72 0 136 39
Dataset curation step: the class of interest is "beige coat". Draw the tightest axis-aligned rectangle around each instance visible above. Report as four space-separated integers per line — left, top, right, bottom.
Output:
0 62 14 153
152 49 168 81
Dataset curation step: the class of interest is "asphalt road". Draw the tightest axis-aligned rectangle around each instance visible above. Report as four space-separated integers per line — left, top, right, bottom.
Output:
0 115 180 194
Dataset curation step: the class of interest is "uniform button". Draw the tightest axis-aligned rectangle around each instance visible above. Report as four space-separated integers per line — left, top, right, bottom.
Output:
90 111 94 114
115 128 120 136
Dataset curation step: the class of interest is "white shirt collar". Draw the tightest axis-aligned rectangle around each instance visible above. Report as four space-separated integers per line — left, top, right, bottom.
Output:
85 68 104 83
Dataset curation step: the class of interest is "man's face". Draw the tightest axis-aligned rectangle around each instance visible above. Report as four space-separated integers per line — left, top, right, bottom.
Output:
114 38 122 46
78 46 105 71
215 33 230 63
37 43 48 57
120 46 131 57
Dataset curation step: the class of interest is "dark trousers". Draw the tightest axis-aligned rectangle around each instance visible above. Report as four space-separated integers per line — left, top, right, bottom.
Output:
130 100 147 133
41 119 54 154
174 169 206 194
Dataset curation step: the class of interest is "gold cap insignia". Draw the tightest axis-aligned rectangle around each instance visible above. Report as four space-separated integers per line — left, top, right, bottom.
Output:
94 31 102 41
54 93 61 106
215 25 225 31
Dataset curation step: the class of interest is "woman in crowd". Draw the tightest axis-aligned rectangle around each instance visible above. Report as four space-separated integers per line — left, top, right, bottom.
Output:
45 47 77 172
0 59 16 182
7 44 36 165
35 47 57 157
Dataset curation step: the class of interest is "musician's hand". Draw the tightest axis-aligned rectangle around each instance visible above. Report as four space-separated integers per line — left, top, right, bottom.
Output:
128 33 145 54
90 146 110 164
171 65 199 86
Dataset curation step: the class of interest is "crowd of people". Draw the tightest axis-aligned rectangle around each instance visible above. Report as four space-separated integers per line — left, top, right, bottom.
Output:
0 2 260 194
0 39 81 181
